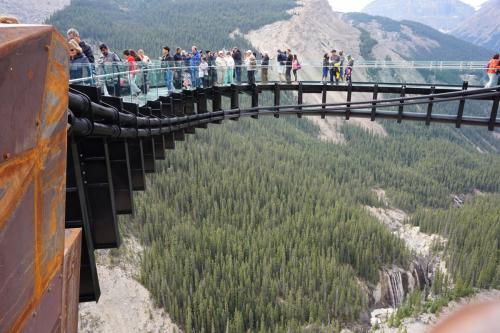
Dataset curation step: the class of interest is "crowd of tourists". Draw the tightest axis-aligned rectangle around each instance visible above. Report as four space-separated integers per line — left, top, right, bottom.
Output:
66 28 358 97
65 27 500 96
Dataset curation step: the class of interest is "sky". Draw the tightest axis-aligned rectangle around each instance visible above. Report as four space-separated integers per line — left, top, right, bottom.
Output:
328 0 489 12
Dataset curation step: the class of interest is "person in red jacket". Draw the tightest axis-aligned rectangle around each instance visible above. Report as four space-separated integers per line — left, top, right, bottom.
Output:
123 50 142 97
485 54 500 88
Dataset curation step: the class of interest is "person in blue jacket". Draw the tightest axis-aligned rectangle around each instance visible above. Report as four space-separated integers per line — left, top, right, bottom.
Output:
189 46 201 88
68 39 91 83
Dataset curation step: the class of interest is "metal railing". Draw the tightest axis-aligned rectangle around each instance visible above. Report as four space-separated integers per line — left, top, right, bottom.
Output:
68 60 492 105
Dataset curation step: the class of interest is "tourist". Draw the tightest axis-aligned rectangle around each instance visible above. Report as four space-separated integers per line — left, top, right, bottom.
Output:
173 48 183 90
161 46 174 92
277 49 286 82
292 54 301 82
329 50 341 85
322 53 329 83
98 43 122 96
232 48 243 84
224 51 235 85
485 54 500 88
123 50 142 97
345 55 354 85
137 49 151 64
206 50 216 87
199 55 209 88
245 50 257 85
215 51 226 86
285 49 293 84
137 49 151 94
130 49 146 93
261 51 270 84
68 39 90 81
190 46 201 88
339 50 345 82
67 28 94 63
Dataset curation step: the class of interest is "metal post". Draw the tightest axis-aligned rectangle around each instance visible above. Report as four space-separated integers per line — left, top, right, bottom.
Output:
297 82 303 118
425 86 436 126
321 84 327 119
456 81 468 128
274 83 280 118
398 85 406 123
346 83 352 120
371 84 378 121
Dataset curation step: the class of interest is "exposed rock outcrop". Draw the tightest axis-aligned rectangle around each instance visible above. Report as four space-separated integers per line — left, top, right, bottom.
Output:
375 262 429 307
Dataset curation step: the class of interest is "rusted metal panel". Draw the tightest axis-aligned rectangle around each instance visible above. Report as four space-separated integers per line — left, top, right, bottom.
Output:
0 25 68 332
20 269 63 333
62 228 82 333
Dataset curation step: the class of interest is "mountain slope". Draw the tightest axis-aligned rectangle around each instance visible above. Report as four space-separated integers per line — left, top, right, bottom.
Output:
361 0 475 32
0 0 69 23
345 12 492 61
452 0 500 51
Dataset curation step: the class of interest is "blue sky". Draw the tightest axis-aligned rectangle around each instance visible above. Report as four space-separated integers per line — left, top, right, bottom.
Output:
328 0 489 12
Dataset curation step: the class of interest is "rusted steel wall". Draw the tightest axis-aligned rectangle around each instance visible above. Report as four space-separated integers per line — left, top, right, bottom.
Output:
0 25 69 332
62 229 82 333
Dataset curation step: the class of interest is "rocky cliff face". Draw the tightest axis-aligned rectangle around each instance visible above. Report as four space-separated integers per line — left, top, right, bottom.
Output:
375 262 429 307
0 0 70 23
361 0 475 32
78 237 179 333
452 0 500 51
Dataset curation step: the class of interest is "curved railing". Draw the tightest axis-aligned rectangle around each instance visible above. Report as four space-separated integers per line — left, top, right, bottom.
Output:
68 82 500 138
68 60 492 105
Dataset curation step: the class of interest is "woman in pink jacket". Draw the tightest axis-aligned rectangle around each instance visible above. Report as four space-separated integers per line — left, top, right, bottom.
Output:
292 54 301 83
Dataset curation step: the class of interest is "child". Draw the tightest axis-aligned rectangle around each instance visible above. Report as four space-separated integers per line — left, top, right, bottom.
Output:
183 72 192 89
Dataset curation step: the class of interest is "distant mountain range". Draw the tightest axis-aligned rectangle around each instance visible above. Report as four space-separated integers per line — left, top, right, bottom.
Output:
362 0 475 32
361 0 500 51
0 0 69 24
452 0 500 52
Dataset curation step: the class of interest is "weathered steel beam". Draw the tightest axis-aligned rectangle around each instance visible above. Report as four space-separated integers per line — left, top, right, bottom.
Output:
0 25 69 332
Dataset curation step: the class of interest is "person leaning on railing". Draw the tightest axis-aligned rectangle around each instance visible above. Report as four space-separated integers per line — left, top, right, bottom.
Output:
485 54 500 88
215 51 226 86
68 39 91 83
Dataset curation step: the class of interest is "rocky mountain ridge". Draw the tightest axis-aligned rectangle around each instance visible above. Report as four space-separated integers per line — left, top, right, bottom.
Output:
452 0 500 51
361 0 475 32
